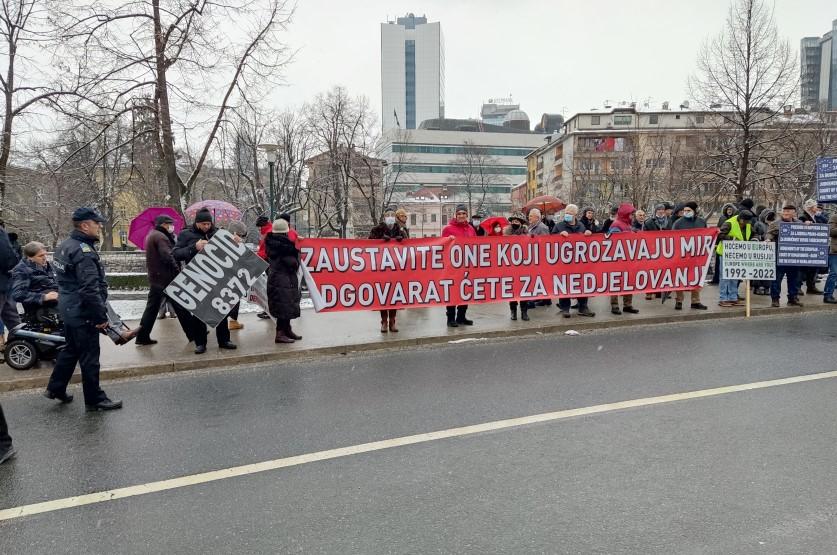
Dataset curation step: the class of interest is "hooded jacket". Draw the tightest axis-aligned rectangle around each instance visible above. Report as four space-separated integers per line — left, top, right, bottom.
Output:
718 203 738 227
442 218 477 238
609 204 636 233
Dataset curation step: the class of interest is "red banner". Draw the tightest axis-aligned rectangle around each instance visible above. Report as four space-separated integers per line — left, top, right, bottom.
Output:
298 229 718 312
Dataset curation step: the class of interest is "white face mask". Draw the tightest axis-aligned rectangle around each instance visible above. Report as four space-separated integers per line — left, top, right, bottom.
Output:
384 216 396 226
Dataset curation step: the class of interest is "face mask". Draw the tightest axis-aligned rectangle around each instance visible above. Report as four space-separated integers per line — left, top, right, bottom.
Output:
384 216 396 226
545 214 554 222
493 227 501 234
472 218 481 226
511 223 521 230
684 211 694 219
563 214 574 222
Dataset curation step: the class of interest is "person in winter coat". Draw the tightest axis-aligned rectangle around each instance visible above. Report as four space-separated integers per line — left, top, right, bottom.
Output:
671 202 709 310
527 208 551 236
643 204 670 232
173 207 237 354
608 203 640 315
136 215 193 344
632 209 647 231
552 204 595 318
369 209 409 333
601 205 619 233
254 215 273 320
443 204 476 327
716 209 755 306
766 206 805 308
750 208 777 295
471 212 486 236
486 220 505 236
579 207 599 233
265 219 303 344
799 199 828 295
669 203 686 229
395 208 411 237
823 213 837 304
710 203 740 285
10 242 59 321
504 212 530 321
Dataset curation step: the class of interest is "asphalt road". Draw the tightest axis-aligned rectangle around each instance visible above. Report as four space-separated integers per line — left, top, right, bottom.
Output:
1 312 837 554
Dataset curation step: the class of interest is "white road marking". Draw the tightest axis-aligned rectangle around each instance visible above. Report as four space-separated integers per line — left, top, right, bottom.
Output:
3 369 837 522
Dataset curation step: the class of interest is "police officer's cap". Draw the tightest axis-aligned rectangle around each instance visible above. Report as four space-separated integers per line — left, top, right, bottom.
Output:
72 207 105 223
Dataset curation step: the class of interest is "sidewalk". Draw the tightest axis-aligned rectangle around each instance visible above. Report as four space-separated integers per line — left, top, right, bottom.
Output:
2 286 835 392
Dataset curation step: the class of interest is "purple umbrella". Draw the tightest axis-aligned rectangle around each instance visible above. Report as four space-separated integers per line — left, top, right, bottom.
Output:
184 200 242 225
128 207 185 250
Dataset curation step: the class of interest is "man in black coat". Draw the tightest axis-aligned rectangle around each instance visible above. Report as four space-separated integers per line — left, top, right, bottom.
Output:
136 215 193 345
0 223 22 334
173 207 237 355
46 207 122 411
552 204 595 318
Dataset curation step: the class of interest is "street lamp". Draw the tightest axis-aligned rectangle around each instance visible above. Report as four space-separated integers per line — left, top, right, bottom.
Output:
258 143 279 220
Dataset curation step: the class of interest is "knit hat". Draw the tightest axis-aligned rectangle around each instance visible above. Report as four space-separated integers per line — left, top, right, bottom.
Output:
738 210 754 221
508 211 526 224
255 215 270 228
684 201 698 211
272 219 289 233
455 204 468 214
278 212 292 224
740 198 755 210
194 208 213 224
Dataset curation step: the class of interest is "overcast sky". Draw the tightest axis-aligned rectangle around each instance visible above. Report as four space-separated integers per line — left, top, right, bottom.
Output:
275 0 835 123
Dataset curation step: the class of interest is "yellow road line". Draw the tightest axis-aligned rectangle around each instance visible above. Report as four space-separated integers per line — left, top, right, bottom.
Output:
3 369 837 522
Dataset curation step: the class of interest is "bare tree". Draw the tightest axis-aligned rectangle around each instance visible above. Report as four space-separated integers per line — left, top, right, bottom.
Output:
689 0 797 201
449 140 503 216
54 0 294 209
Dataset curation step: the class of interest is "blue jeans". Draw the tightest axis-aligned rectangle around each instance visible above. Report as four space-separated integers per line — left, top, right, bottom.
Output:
718 257 739 301
824 254 837 298
770 266 799 301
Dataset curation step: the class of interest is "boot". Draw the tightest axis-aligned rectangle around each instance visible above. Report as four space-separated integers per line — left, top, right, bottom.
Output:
446 306 458 327
521 305 529 321
510 305 517 321
274 329 294 343
286 325 303 340
787 297 803 307
456 306 473 326
380 312 389 333
228 319 244 330
388 312 399 333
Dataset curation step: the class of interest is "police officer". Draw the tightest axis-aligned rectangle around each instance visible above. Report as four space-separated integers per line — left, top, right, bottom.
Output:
44 207 122 411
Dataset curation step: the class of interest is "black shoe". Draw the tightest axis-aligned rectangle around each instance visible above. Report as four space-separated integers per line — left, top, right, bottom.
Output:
0 446 16 464
135 338 158 346
257 311 272 319
521 311 529 321
824 296 837 304
447 321 459 328
510 309 517 321
787 298 804 307
611 306 622 315
623 307 639 314
578 309 596 317
561 310 571 318
43 389 73 403
86 399 123 412
219 342 237 350
194 344 207 354
808 286 823 295
456 318 474 326
691 303 708 310
674 301 683 310
771 299 780 308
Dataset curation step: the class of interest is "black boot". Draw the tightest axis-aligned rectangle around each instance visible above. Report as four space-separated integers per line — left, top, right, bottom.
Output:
456 306 473 325
446 306 459 327
510 305 517 321
521 303 530 321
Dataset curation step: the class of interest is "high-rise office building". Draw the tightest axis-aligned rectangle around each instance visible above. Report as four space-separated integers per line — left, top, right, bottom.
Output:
381 13 445 130
801 19 836 111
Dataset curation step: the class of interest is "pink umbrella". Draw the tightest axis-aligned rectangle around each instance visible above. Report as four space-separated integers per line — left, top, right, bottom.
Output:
184 200 241 224
128 207 185 250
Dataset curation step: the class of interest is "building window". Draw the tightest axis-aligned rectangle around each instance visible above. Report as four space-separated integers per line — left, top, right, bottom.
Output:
591 115 601 125
410 214 417 226
675 114 681 119
613 115 632 126
649 114 659 124
695 115 705 124
405 40 416 128
431 213 437 223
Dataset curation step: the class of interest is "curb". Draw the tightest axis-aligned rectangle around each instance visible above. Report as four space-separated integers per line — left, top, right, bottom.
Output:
1 303 835 393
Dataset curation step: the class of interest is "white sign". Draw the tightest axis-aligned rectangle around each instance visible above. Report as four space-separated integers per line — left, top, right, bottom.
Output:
723 242 776 280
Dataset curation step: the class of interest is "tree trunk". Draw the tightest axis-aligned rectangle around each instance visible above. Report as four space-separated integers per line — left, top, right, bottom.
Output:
0 33 16 217
152 0 182 208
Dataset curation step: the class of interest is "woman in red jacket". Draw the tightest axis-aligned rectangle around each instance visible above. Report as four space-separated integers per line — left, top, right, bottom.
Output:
442 204 476 327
